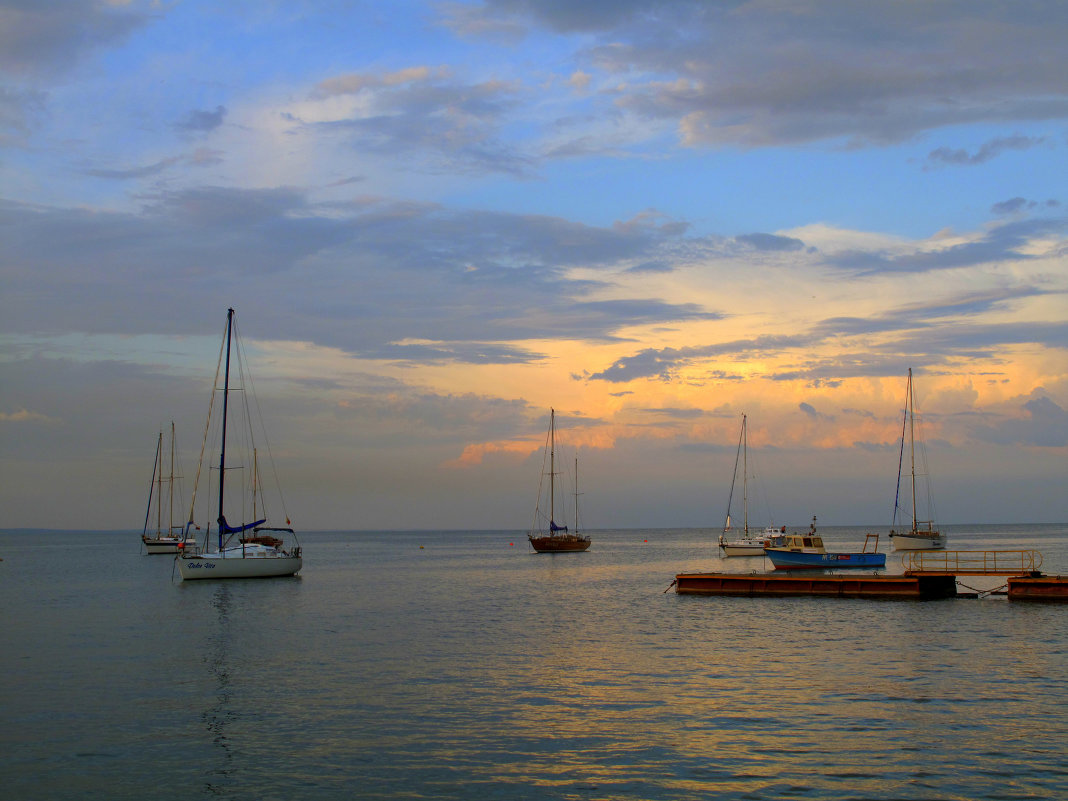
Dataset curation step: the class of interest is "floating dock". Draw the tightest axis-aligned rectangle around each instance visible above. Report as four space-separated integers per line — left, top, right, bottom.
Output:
673 571 957 600
674 550 1068 602
1006 575 1068 602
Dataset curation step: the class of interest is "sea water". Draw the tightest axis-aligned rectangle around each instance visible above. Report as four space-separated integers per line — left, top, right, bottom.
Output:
1 525 1066 800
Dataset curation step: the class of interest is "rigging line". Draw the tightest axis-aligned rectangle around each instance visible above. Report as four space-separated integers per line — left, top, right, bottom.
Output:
233 317 293 529
892 374 909 528
723 415 743 530
142 431 162 538
745 423 777 527
187 319 227 537
529 418 552 534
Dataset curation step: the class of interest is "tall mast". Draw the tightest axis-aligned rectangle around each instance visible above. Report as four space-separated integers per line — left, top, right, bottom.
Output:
574 454 580 534
908 368 917 533
252 447 258 521
742 414 749 535
549 408 555 527
218 307 234 550
155 431 163 535
168 421 175 535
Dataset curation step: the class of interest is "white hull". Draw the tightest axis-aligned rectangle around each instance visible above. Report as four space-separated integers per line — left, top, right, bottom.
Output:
177 549 302 579
720 541 767 557
720 527 779 557
143 537 197 554
890 533 946 551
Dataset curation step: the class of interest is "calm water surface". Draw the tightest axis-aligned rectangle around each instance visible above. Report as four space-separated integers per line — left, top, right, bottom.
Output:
2 525 1066 800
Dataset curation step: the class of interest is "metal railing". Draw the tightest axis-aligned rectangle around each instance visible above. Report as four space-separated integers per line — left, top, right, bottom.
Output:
903 549 1043 575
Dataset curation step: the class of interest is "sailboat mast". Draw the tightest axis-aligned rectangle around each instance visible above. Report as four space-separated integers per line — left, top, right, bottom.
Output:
574 454 579 534
908 368 917 533
155 431 163 535
742 414 749 535
252 447 258 521
218 307 234 549
549 408 555 527
168 421 175 535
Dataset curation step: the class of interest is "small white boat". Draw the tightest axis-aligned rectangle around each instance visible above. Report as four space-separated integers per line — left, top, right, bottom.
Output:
718 414 781 556
177 308 302 580
141 422 197 554
889 369 946 551
178 541 302 579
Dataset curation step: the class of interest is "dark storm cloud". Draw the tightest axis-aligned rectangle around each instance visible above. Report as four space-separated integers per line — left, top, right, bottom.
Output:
462 0 1068 149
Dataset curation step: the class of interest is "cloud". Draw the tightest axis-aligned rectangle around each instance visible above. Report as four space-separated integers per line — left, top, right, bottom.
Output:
302 69 529 175
827 217 1068 275
175 105 227 133
992 196 1062 216
924 135 1048 169
734 233 805 252
0 85 47 145
0 0 152 78
0 407 55 423
79 148 224 180
972 395 1068 447
589 335 807 383
0 193 710 357
459 1 1068 149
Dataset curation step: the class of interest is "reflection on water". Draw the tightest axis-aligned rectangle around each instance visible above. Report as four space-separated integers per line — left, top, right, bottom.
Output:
203 584 235 796
0 526 1066 800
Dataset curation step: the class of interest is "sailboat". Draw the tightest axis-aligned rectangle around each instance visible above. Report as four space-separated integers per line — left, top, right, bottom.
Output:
176 308 303 579
527 409 591 553
718 414 782 556
141 422 197 554
889 368 946 551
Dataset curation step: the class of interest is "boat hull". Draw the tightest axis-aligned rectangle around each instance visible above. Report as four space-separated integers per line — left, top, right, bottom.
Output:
765 550 886 570
890 532 946 551
177 553 302 579
720 542 766 557
528 535 591 553
143 536 197 554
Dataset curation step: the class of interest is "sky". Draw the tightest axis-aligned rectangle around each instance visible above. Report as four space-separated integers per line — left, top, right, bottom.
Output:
1 0 1066 531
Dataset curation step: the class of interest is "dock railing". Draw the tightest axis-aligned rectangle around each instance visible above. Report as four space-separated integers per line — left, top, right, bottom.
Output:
903 549 1043 576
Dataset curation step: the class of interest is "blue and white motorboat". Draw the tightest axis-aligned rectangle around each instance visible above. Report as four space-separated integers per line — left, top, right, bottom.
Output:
764 517 885 570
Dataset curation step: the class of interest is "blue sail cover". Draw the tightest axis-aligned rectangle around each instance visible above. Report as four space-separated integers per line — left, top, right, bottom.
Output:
549 520 568 532
219 515 267 535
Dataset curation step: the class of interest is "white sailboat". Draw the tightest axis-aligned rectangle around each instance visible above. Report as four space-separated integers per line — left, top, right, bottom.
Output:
176 308 302 579
718 414 782 556
889 368 946 551
141 422 197 554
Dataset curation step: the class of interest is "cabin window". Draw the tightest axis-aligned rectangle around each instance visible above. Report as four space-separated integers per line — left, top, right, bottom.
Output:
803 537 813 547
812 537 823 547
